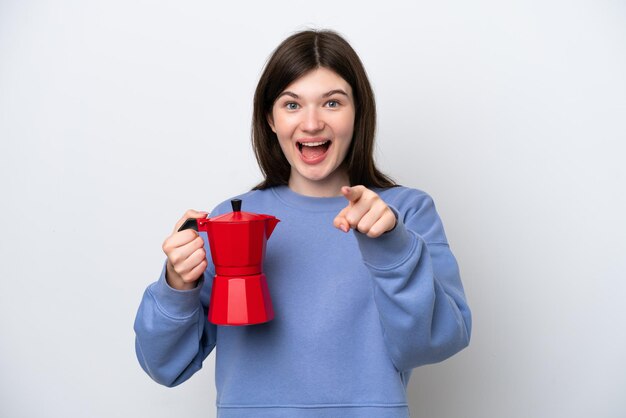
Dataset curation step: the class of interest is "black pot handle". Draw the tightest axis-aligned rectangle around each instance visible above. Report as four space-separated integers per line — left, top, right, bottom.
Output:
178 218 198 232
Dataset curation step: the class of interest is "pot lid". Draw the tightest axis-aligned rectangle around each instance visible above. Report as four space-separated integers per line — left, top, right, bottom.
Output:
209 199 274 223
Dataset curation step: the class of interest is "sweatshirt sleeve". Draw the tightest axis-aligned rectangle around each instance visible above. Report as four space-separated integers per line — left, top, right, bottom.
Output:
133 263 217 387
354 190 472 372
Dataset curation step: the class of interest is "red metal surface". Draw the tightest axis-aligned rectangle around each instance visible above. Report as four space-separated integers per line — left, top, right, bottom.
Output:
208 274 275 325
195 206 279 326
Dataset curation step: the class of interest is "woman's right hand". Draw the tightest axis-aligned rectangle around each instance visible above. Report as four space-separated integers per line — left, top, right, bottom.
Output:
162 209 209 290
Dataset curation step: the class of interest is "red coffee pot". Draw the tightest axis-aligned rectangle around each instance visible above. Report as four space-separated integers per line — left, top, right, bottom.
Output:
179 199 279 325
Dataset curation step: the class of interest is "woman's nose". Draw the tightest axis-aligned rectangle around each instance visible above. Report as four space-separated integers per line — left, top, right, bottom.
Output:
300 108 324 132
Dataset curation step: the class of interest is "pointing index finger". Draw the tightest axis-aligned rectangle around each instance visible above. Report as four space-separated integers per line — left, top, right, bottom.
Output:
341 185 365 203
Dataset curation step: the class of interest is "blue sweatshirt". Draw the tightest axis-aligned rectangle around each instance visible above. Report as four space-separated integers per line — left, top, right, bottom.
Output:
134 185 471 418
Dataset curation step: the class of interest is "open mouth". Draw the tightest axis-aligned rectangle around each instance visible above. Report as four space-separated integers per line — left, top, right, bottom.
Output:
297 140 331 160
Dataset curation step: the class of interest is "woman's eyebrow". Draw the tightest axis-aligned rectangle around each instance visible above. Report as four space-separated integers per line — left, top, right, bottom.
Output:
276 91 299 99
322 89 349 98
276 89 349 100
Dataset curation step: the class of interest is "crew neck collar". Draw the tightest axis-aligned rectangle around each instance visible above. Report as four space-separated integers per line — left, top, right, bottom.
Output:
271 185 347 212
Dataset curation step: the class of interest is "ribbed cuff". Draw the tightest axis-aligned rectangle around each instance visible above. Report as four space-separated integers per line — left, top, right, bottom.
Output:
354 206 416 269
148 262 204 319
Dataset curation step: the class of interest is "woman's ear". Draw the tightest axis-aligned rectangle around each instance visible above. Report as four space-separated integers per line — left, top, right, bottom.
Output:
267 112 276 133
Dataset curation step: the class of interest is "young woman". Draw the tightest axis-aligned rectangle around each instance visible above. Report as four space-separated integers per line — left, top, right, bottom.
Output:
134 30 471 418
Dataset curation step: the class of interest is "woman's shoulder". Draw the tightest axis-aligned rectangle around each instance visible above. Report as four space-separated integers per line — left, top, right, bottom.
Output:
377 185 434 210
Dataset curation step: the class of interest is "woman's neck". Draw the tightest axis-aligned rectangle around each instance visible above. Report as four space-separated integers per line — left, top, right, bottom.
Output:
287 170 349 197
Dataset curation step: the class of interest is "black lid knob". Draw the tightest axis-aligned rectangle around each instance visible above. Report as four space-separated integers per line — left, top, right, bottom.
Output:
231 199 242 212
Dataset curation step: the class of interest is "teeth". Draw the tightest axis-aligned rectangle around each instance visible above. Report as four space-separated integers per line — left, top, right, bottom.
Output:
300 141 329 147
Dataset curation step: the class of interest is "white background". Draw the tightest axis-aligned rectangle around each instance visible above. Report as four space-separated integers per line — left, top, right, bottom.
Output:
1 1 625 417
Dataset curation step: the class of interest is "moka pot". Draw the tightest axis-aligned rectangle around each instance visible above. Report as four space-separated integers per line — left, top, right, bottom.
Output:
179 199 279 325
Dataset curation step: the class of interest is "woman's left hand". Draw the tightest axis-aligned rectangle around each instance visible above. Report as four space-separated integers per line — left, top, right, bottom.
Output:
333 186 397 238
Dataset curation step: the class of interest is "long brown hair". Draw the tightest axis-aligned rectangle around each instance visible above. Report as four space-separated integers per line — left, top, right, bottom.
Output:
252 29 395 190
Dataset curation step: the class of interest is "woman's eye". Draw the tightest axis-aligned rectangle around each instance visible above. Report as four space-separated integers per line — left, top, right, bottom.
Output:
326 100 340 108
286 102 299 110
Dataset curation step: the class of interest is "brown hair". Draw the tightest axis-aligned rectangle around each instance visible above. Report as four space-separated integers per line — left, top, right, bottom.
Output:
252 29 396 190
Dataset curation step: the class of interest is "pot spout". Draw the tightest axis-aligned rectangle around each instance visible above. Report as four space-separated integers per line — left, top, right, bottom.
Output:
266 217 280 238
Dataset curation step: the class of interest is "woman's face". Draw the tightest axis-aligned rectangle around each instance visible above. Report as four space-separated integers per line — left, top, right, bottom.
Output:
269 67 355 196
